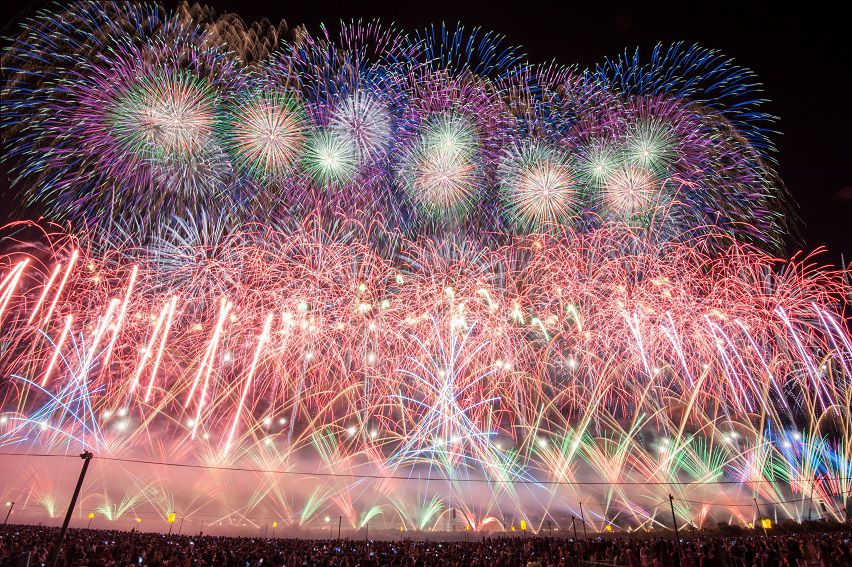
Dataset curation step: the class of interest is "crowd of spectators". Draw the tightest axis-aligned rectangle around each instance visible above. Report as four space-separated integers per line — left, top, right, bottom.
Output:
1 524 849 567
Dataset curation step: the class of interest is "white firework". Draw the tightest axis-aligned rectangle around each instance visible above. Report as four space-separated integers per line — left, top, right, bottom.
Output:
302 129 358 186
625 120 678 175
397 112 483 217
110 71 231 198
576 142 622 191
223 90 308 182
112 73 215 160
328 91 392 166
602 165 661 219
498 141 580 231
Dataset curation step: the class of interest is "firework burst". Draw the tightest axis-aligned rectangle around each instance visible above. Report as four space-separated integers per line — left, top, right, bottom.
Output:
397 112 484 218
498 141 581 232
0 2 844 534
218 87 308 184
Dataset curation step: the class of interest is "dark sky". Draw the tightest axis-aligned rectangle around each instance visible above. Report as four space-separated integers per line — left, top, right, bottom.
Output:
2 1 850 261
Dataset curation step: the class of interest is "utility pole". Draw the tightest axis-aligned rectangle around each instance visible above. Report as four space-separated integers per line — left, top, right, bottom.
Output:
571 515 578 541
178 517 184 535
754 498 768 537
199 520 204 536
668 494 682 567
846 489 852 524
807 474 819 522
338 516 342 540
578 502 588 539
48 451 93 567
3 502 14 526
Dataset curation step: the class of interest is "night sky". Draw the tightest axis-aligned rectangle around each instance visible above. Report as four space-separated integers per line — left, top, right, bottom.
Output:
2 1 849 261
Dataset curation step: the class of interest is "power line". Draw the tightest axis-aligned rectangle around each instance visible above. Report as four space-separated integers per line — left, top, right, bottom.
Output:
1 451 849 488
673 493 843 509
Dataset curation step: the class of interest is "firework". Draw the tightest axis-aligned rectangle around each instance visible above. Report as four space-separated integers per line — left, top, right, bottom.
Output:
302 129 358 187
1 4 792 250
601 165 662 221
396 112 484 218
218 87 308 184
0 2 845 535
1 1 243 224
328 91 393 166
498 141 581 232
0 220 849 531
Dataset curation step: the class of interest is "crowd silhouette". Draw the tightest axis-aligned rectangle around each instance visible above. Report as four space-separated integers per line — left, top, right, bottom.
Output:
1 524 850 567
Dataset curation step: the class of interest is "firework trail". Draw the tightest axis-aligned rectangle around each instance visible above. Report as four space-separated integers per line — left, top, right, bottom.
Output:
0 1 847 534
0 219 849 529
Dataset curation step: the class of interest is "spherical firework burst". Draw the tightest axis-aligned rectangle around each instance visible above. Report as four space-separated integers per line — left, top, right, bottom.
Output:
112 71 215 162
109 70 228 198
328 91 393 166
0 1 243 227
601 165 662 220
575 142 623 193
624 120 678 175
218 88 308 184
397 112 484 218
302 129 358 187
498 141 581 232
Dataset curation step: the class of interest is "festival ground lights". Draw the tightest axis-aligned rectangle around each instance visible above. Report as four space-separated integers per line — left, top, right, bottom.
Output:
0 1 850 535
